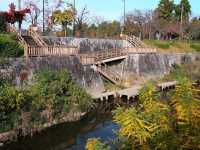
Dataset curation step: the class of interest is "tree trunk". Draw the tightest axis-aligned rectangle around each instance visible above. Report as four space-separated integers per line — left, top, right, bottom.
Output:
18 21 22 35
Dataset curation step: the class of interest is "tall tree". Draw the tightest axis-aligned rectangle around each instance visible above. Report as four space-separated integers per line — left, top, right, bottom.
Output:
175 0 191 22
156 0 179 40
97 21 121 38
52 7 74 36
75 6 89 37
157 0 175 20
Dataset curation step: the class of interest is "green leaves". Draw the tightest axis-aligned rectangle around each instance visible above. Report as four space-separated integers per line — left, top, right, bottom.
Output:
30 69 93 114
86 138 111 150
113 107 153 145
0 34 23 57
0 68 93 133
175 0 191 21
113 82 170 149
52 7 74 36
113 76 200 149
158 0 191 22
158 0 175 20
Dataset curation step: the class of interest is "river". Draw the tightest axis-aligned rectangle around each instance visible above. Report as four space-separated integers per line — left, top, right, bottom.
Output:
1 112 118 150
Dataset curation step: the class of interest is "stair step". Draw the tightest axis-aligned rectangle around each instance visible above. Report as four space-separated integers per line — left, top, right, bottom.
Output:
22 36 39 46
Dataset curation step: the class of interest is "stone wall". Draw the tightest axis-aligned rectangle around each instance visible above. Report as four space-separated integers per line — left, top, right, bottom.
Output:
0 56 105 94
42 36 132 53
105 53 200 76
1 53 200 94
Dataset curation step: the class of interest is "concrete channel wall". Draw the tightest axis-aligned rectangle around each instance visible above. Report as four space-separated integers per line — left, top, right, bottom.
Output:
106 53 200 76
0 53 200 95
0 56 105 94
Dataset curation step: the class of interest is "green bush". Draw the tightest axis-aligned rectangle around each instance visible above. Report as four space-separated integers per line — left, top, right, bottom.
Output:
0 34 23 57
31 69 93 113
190 43 200 51
112 78 200 149
0 16 6 33
0 69 93 133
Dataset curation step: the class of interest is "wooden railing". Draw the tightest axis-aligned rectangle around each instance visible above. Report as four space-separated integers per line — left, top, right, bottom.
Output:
126 47 157 54
127 35 147 48
7 24 157 62
79 54 96 65
26 46 79 57
79 47 157 65
96 63 123 85
28 28 47 46
94 49 127 62
79 49 127 65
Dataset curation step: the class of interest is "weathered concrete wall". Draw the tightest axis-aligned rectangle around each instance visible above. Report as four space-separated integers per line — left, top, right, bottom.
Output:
1 53 200 94
106 53 200 76
42 36 132 53
0 56 105 94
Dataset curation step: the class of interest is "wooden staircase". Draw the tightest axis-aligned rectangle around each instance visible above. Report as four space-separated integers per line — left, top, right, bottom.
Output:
22 35 39 46
28 29 47 46
126 35 147 48
7 25 79 57
96 63 122 86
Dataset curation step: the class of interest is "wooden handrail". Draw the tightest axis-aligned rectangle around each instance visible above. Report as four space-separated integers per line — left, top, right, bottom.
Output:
28 28 47 46
7 24 157 63
27 46 79 57
79 47 157 65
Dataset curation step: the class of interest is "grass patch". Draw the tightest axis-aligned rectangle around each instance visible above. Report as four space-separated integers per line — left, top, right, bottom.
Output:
143 39 200 52
190 43 200 51
144 40 170 49
153 41 170 49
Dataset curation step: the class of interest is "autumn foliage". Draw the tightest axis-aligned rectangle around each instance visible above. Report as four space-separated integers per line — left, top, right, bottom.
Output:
0 3 30 30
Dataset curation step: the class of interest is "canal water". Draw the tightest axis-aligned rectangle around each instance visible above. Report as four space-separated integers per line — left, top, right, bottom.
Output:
1 112 119 150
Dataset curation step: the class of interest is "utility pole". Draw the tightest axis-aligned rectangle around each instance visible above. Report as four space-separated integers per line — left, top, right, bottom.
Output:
122 0 126 34
43 0 45 33
73 0 76 36
18 0 21 33
180 4 184 40
18 0 21 10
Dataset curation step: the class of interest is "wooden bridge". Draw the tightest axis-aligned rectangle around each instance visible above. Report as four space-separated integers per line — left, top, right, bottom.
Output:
92 81 178 101
8 25 157 86
8 25 156 63
79 47 156 65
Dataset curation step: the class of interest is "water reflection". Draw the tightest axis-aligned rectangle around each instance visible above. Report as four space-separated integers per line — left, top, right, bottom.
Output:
2 113 118 150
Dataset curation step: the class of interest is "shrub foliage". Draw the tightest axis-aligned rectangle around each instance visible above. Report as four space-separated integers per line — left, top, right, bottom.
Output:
0 34 23 57
112 78 200 149
0 69 93 133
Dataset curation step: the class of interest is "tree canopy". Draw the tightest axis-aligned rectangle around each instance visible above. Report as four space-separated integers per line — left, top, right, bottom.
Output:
52 7 74 36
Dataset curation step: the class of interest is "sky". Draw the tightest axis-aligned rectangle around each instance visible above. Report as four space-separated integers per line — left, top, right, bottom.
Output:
0 0 199 21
